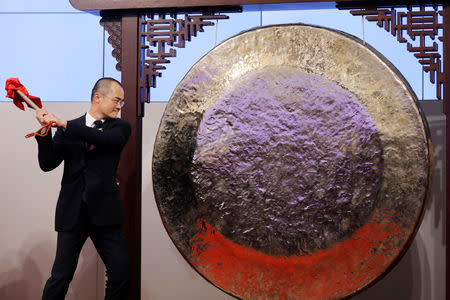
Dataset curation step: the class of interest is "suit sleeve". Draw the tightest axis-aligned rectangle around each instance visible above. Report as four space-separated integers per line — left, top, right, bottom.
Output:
35 128 64 172
65 119 131 149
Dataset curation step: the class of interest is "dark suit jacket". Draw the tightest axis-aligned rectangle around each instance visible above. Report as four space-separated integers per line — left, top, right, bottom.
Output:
36 115 131 231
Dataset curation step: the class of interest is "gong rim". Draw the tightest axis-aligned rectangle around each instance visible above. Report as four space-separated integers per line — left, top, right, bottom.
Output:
152 23 433 300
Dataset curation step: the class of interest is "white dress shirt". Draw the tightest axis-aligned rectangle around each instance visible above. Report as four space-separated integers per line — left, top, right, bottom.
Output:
85 112 104 128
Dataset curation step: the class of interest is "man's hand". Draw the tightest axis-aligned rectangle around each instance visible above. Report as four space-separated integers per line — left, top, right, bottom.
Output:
36 108 49 126
36 108 67 129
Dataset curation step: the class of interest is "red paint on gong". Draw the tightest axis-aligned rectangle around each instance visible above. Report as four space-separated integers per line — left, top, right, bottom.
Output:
190 207 408 299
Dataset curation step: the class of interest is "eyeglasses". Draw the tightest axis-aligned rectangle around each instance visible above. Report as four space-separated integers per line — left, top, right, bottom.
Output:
104 95 125 107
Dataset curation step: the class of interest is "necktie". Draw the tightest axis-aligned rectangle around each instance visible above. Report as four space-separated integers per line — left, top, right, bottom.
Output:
87 120 103 150
93 120 103 129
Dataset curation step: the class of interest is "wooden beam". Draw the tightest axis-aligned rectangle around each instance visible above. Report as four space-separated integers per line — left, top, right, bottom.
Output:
444 5 450 300
71 0 447 11
118 14 142 300
337 0 443 9
71 0 348 10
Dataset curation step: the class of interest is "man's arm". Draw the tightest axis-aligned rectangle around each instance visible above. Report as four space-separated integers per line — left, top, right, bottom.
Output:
65 119 131 149
40 111 131 149
40 110 131 149
35 108 64 172
35 129 64 172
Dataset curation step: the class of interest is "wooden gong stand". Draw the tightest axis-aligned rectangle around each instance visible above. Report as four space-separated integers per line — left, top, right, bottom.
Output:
69 1 450 299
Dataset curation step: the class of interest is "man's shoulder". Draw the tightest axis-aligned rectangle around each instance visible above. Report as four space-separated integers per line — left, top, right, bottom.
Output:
104 118 132 139
68 114 86 124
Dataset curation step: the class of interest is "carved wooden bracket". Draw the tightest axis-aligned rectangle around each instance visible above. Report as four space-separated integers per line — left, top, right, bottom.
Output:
100 15 123 71
100 8 240 111
347 5 444 99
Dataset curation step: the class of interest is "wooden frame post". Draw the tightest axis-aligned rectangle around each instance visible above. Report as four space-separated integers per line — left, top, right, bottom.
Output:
118 14 142 300
444 5 450 300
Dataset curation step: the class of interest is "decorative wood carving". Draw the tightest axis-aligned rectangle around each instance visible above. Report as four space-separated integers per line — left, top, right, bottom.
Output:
100 15 122 71
138 12 229 105
348 6 444 99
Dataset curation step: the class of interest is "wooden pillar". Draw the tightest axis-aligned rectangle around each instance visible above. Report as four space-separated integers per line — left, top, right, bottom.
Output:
445 4 450 300
118 14 142 300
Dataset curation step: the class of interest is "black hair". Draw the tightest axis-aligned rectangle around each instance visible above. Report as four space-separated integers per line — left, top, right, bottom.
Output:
90 77 122 102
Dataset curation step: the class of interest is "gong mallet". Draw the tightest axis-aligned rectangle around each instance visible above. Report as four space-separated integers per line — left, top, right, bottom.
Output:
5 78 55 138
15 90 40 110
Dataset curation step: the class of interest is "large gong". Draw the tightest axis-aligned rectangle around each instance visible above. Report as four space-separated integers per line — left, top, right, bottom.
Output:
152 24 432 299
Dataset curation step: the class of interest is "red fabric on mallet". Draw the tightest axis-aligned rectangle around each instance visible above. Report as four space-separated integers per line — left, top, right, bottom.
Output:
5 78 42 110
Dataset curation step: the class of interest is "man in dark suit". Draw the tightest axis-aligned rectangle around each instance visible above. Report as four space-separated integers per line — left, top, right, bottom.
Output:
35 78 131 300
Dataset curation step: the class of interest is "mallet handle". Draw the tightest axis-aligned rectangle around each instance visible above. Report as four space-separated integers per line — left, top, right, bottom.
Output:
16 90 39 110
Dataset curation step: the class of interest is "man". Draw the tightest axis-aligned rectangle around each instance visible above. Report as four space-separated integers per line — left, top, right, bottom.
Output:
35 78 131 299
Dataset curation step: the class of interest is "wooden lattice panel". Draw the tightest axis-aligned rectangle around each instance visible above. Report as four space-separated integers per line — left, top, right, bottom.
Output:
139 13 229 103
349 6 444 99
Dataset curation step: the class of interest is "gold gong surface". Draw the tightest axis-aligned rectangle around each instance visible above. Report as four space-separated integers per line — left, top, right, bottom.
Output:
152 24 432 299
